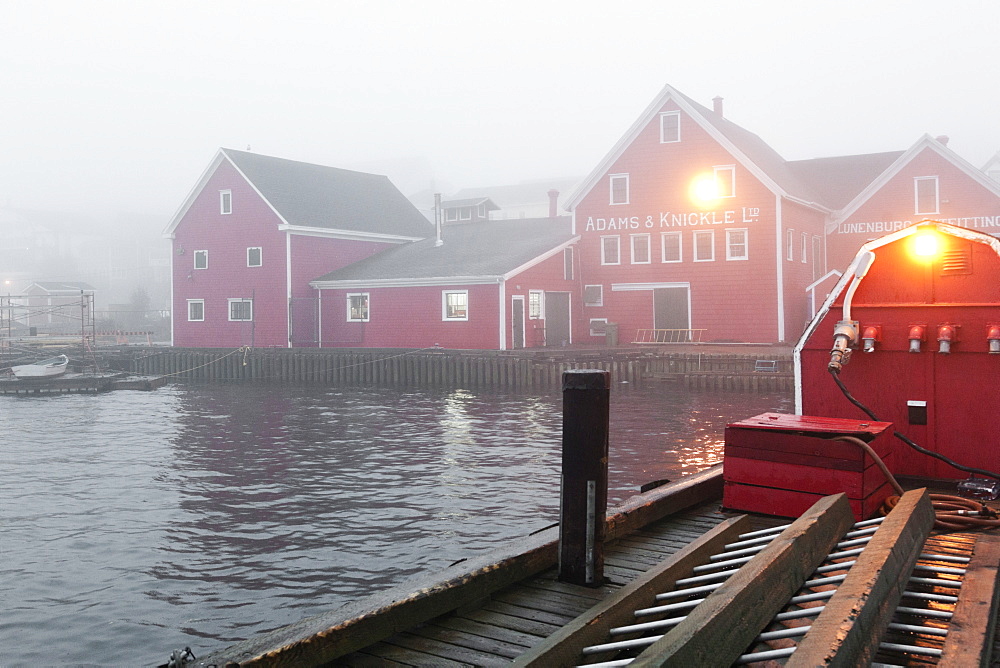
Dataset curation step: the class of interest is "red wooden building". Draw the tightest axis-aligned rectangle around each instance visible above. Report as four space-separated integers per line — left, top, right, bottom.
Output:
310 218 578 349
164 149 431 348
566 85 1000 344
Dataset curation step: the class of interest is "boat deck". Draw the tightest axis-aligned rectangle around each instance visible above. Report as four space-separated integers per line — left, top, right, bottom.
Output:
336 500 780 666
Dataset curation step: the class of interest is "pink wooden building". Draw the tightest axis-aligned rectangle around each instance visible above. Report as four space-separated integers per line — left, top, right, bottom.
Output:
164 149 431 348
566 85 1000 345
310 218 578 349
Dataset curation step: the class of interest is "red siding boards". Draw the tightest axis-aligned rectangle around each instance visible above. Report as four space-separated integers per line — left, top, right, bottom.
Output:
171 160 289 348
572 99 787 343
829 145 1000 270
320 284 500 350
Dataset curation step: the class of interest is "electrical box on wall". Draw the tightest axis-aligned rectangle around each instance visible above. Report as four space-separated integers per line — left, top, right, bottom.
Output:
723 413 895 520
795 222 1000 480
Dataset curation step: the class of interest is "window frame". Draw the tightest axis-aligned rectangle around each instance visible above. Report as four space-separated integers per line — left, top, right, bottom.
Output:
630 233 651 264
812 235 823 280
477 203 486 218
445 208 458 222
193 250 208 270
346 292 370 322
714 165 736 198
528 290 544 320
659 111 680 143
786 229 794 261
726 228 749 261
187 299 205 322
589 318 609 337
801 232 809 263
460 207 472 221
661 231 682 263
442 290 469 321
584 284 604 307
247 246 262 267
693 230 715 262
914 176 940 215
563 247 574 280
228 298 253 322
220 190 232 215
609 173 629 205
601 235 621 265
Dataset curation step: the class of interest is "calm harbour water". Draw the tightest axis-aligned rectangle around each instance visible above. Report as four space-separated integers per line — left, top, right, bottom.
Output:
0 382 789 666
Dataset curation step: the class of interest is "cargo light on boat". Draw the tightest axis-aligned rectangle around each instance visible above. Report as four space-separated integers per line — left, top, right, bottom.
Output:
988 325 1000 354
937 324 958 354
862 325 881 353
908 325 926 353
912 230 942 259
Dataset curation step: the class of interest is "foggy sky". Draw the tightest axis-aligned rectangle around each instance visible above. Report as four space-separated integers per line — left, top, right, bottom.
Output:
2 1 999 224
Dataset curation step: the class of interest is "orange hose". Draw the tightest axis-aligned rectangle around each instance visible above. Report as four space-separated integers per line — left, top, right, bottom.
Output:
831 436 1000 532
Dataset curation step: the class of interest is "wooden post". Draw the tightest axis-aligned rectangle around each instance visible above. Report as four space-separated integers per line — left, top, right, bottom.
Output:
559 369 610 586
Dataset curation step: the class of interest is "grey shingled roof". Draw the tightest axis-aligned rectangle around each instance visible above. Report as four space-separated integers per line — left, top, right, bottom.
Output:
441 197 499 210
312 217 575 283
223 149 432 238
786 151 906 210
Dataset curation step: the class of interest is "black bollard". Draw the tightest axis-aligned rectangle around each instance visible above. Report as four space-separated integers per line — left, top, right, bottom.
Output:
558 369 610 586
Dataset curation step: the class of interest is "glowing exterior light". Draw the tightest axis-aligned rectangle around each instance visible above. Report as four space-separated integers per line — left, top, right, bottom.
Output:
913 231 940 258
689 174 719 208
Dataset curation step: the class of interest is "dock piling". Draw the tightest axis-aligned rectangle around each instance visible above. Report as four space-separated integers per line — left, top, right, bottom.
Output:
559 369 610 587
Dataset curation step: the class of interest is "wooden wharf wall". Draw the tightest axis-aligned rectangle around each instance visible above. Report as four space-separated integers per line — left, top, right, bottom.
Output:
122 347 793 392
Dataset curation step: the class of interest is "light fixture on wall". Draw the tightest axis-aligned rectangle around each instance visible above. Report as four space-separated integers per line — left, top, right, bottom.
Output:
177 244 185 255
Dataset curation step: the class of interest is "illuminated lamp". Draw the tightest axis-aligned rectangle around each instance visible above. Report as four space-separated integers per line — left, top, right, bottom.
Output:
912 231 941 259
688 174 719 209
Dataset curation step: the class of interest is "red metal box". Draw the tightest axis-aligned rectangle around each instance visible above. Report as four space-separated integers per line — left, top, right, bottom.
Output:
722 413 896 520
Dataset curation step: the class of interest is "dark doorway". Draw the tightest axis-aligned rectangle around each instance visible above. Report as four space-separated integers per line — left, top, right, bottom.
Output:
653 287 690 337
511 296 525 349
545 292 571 346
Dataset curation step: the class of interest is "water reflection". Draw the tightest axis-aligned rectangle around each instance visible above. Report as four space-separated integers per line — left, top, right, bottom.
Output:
1 382 788 665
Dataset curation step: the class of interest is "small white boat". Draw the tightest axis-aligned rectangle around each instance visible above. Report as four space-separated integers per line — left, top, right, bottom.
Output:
11 354 69 379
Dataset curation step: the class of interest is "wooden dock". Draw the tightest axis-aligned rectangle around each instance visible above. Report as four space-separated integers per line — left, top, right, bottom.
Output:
0 372 168 395
194 468 1000 667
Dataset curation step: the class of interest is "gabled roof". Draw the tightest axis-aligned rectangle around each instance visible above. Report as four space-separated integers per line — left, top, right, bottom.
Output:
164 149 433 240
441 197 500 211
451 178 582 210
827 135 1000 232
25 281 95 294
786 151 905 210
565 84 830 212
311 217 577 287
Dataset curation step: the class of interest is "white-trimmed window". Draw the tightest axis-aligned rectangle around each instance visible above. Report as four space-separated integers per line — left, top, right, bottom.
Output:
601 235 621 265
812 236 823 279
563 247 574 280
714 165 736 198
590 318 608 337
693 230 715 262
460 207 472 221
609 173 629 205
187 299 204 322
584 285 603 307
661 231 682 263
801 232 809 263
726 229 748 261
660 111 680 143
477 203 486 217
194 250 208 270
445 208 458 222
220 190 232 215
228 298 252 321
247 247 262 267
915 176 939 215
347 293 369 322
528 290 544 319
442 290 468 321
631 234 651 264
786 229 794 261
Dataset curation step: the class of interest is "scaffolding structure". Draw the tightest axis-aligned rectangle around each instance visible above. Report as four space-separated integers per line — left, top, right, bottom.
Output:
1 292 97 365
